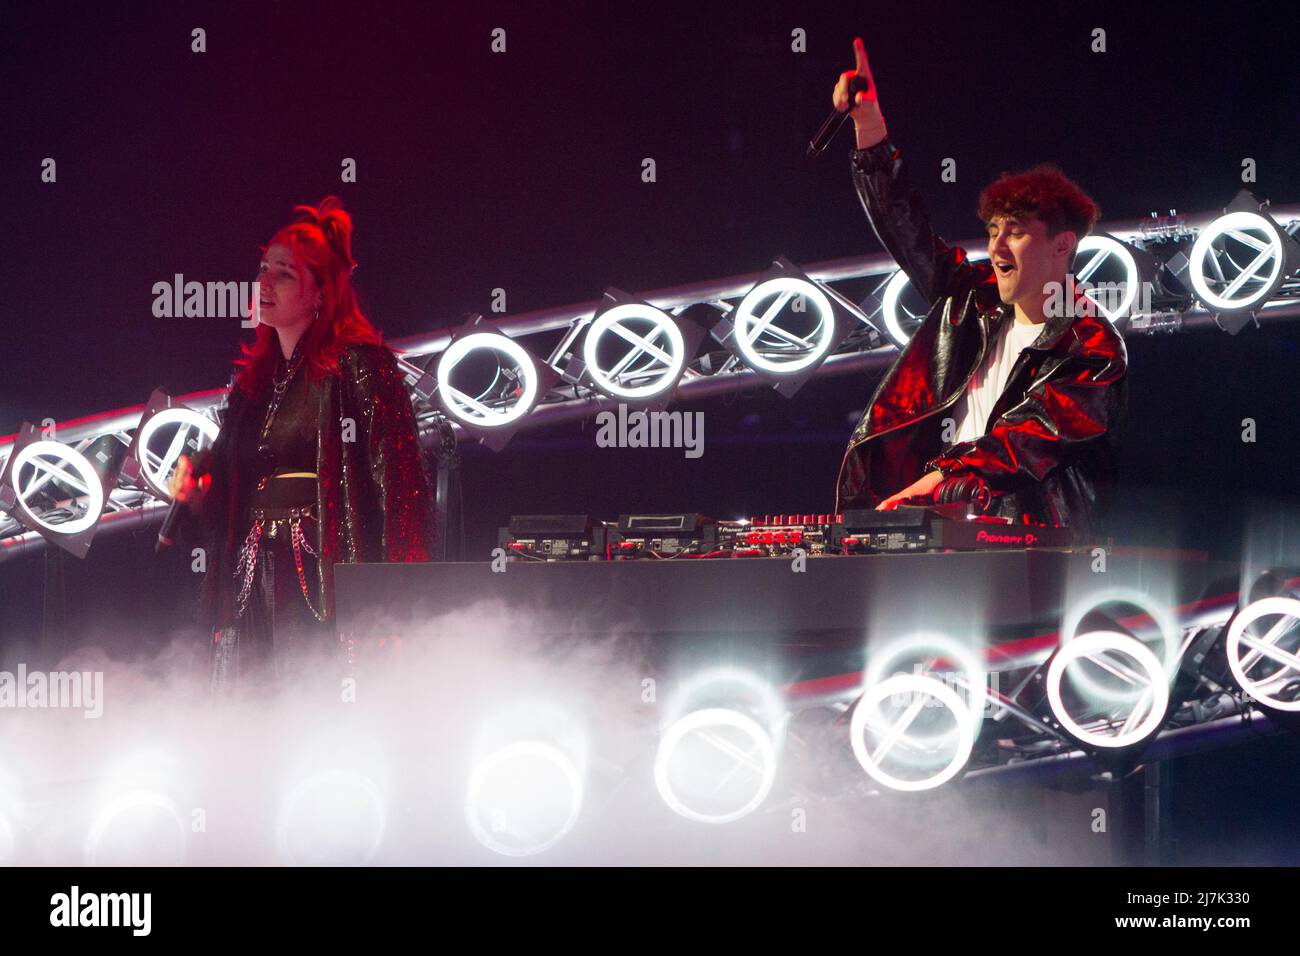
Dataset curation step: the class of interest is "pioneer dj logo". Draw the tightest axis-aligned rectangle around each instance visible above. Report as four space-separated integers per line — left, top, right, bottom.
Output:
975 529 1038 547
594 404 704 459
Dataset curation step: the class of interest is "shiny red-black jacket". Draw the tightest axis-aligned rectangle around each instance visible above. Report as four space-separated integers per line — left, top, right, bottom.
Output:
835 139 1128 542
182 343 435 631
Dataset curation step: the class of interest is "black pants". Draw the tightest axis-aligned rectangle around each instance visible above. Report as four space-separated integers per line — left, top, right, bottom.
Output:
210 514 339 698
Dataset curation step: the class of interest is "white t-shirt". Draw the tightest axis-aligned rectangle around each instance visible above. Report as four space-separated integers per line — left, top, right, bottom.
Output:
951 319 1042 443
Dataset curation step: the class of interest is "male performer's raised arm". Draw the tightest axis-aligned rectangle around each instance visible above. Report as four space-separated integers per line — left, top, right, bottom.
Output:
832 38 981 308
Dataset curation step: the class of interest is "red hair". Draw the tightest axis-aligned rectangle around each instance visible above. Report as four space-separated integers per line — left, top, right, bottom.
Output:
977 164 1101 253
233 196 382 398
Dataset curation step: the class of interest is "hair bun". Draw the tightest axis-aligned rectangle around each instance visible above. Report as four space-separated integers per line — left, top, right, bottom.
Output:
292 196 357 272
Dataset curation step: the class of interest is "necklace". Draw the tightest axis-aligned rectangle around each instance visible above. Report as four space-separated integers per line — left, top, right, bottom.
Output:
260 349 304 443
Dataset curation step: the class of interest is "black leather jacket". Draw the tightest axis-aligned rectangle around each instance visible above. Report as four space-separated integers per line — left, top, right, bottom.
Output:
184 343 435 630
836 139 1128 543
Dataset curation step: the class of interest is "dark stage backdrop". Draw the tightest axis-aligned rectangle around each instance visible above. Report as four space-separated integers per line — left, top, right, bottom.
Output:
2 0 1299 652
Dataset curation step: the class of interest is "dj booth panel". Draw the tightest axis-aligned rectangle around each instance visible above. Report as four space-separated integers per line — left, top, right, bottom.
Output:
335 550 1238 676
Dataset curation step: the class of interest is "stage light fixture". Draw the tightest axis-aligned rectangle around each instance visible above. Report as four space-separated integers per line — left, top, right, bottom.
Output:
464 740 587 857
463 700 587 856
1073 234 1141 323
848 673 976 792
653 668 786 824
653 707 778 824
873 253 989 349
123 390 220 500
860 632 988 748
84 790 189 867
276 769 388 866
84 749 191 867
1185 193 1299 323
415 316 554 451
1044 630 1170 751
1059 589 1181 702
1223 596 1300 713
576 289 701 405
0 423 110 558
709 257 856 396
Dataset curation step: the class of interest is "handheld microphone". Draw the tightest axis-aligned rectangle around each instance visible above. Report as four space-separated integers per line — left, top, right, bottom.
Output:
156 497 187 553
806 76 870 158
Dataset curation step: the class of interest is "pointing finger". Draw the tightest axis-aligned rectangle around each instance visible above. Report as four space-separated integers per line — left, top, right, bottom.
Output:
853 37 872 80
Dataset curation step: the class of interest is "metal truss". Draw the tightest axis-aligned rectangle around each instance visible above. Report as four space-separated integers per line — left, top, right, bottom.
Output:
2 203 1299 561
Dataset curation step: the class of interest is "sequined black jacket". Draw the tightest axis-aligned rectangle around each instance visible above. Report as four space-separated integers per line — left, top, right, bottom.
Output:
184 342 435 630
835 139 1128 542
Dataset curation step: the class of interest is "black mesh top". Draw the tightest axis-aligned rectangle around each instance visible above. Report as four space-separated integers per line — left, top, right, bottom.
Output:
235 340 319 508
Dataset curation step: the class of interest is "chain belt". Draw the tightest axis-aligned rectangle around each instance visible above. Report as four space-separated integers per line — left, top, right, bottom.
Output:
234 493 326 623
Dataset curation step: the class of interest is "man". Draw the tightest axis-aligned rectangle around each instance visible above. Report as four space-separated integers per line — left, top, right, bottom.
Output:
832 38 1127 542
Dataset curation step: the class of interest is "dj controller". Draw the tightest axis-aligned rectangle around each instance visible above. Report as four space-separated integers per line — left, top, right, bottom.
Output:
338 513 1300 853
497 505 1075 561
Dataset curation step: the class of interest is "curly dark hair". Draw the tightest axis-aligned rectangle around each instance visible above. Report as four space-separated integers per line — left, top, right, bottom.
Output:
977 164 1101 252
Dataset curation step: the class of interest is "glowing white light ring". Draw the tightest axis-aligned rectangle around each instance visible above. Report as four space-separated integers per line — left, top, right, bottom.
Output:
849 675 975 792
84 790 188 866
1075 235 1139 323
582 303 686 400
136 408 219 499
1225 597 1300 712
1188 211 1286 312
880 254 988 348
732 277 835 374
663 667 787 738
1060 589 1181 702
1046 631 1169 749
276 770 387 865
465 741 585 857
861 633 988 740
879 270 916 349
654 708 777 824
9 440 105 535
436 332 540 428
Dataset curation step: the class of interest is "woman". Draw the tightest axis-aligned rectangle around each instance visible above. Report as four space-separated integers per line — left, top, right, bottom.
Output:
169 196 435 694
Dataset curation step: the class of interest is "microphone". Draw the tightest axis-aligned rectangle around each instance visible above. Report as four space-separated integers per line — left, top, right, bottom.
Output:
806 76 870 158
157 459 205 553
156 497 187 553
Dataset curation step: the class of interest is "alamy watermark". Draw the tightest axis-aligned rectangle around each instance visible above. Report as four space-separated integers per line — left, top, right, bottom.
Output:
0 665 103 718
152 275 260 327
888 664 1001 718
594 404 704 459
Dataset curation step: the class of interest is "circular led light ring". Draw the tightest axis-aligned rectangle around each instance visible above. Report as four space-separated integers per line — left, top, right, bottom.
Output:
84 790 188 866
1225 597 1300 712
465 741 584 856
136 408 220 499
10 440 105 535
582 304 687 400
732 277 835 374
1059 589 1181 703
1075 235 1139 323
654 708 778 824
275 770 387 865
849 674 975 792
1045 631 1170 749
861 633 988 740
879 254 988 348
1188 211 1286 312
879 270 915 349
436 332 540 428
663 667 788 739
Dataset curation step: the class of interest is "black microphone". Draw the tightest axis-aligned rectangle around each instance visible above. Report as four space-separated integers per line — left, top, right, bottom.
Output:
156 497 187 553
806 76 870 158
